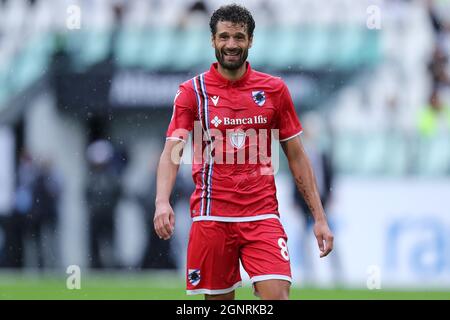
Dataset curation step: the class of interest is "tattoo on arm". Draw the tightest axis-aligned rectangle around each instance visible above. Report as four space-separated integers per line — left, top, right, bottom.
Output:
295 176 317 216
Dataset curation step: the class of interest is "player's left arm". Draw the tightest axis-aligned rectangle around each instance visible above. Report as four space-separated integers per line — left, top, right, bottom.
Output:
281 136 334 258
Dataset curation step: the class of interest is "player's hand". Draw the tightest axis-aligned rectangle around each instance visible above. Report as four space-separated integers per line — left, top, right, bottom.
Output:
154 201 175 240
313 220 334 258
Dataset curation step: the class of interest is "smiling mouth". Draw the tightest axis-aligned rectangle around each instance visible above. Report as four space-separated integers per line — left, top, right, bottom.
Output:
223 51 241 57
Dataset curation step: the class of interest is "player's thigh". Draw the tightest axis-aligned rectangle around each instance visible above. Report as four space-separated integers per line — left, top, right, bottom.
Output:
186 221 241 293
253 279 290 300
239 218 292 292
205 291 235 300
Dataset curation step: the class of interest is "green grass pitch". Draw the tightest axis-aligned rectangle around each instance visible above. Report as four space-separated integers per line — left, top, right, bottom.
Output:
0 272 448 300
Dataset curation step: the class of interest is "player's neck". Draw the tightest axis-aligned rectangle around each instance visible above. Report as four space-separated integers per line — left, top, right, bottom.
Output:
217 63 247 82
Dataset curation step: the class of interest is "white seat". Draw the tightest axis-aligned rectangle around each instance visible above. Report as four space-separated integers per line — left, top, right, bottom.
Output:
3 0 28 32
122 0 152 28
80 0 113 30
30 0 53 33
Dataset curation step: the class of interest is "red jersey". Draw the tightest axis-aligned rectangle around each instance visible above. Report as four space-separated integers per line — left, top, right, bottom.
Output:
166 62 302 222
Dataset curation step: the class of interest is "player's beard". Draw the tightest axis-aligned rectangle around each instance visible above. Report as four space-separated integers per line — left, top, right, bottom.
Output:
215 47 249 71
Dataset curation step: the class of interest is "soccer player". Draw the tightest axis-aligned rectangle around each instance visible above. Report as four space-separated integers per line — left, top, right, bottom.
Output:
154 4 333 300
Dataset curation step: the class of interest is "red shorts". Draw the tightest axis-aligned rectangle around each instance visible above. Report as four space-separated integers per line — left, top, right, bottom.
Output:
186 217 292 295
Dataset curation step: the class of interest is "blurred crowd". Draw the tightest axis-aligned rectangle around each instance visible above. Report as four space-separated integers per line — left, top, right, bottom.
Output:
6 138 192 270
10 150 62 269
421 0 450 137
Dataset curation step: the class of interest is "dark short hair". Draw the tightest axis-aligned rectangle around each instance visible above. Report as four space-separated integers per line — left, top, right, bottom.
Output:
209 4 255 38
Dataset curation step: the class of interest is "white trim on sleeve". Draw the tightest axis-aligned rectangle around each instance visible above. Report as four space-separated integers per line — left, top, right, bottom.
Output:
192 214 280 223
279 130 303 142
186 281 242 295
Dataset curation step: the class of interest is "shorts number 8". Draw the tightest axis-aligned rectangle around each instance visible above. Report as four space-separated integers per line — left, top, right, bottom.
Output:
278 238 290 261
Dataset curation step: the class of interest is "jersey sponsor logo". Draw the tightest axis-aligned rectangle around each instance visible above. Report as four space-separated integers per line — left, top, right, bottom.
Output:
223 115 267 126
211 95 220 106
211 116 222 128
252 90 266 107
210 115 268 128
230 130 246 149
188 269 201 286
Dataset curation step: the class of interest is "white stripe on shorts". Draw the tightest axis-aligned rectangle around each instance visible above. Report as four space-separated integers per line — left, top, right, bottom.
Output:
192 214 280 223
250 274 292 284
186 281 242 295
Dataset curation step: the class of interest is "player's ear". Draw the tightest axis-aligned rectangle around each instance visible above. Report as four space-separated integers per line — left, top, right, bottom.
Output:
248 35 253 48
211 34 215 48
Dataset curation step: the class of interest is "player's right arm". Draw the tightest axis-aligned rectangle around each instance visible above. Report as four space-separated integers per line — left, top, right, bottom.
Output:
154 139 184 240
154 84 195 240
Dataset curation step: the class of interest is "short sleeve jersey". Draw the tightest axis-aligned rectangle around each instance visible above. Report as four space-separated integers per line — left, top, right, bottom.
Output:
166 62 302 221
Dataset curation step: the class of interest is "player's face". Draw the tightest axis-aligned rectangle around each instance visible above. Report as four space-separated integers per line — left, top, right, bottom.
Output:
212 21 253 70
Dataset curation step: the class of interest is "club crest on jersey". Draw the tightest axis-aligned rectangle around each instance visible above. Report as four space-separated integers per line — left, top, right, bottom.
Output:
230 130 246 149
252 90 266 107
188 269 201 286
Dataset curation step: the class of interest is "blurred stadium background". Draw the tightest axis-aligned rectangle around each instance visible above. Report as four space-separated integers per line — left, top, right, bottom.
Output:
0 0 450 299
